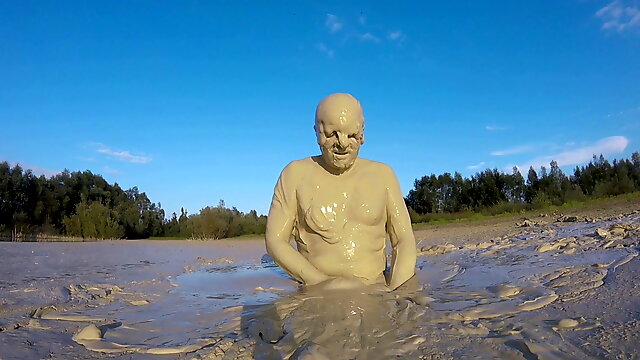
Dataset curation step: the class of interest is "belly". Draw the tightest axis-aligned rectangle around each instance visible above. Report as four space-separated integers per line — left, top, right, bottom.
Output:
297 227 387 282
311 252 387 283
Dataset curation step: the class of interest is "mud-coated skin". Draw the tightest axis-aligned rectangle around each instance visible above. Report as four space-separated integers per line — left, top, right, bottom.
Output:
265 93 416 290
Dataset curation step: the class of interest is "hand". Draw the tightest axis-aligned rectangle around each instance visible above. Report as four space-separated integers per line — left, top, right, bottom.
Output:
369 283 392 293
304 272 331 286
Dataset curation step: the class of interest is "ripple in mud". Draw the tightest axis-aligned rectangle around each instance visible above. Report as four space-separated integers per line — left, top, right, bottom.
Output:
10 214 638 359
193 213 639 359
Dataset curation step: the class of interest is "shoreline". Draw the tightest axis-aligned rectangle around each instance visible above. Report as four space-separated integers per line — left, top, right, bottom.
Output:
4 193 638 243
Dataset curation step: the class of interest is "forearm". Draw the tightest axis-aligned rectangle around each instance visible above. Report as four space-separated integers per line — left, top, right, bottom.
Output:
266 237 329 285
383 167 417 290
388 237 417 290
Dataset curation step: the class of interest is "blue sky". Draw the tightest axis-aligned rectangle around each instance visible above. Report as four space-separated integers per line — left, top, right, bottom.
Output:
1 1 639 216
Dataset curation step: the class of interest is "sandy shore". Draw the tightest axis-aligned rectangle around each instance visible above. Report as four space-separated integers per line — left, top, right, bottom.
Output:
0 199 638 359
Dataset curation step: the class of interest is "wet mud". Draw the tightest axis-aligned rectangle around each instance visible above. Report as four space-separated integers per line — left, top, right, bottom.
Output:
0 212 639 359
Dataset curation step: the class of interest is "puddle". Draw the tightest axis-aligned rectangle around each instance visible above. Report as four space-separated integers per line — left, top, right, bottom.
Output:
172 262 297 306
198 214 639 359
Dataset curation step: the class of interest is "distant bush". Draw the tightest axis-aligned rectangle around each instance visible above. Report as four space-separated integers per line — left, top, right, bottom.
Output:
63 201 124 240
164 202 267 240
480 201 527 216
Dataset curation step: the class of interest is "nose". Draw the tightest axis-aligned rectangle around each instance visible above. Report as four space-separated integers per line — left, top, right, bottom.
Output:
336 132 348 149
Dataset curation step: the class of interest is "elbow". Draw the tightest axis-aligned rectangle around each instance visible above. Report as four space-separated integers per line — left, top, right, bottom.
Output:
265 234 283 259
265 241 277 258
394 233 417 253
265 235 276 256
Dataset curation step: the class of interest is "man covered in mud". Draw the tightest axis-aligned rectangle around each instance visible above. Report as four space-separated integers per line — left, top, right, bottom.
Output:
266 93 416 290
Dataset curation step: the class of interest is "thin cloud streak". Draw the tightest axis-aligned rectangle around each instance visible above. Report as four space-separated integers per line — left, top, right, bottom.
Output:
325 14 343 33
359 32 380 42
103 166 121 175
605 105 640 118
515 136 629 170
485 125 508 131
596 0 640 32
96 144 152 164
315 43 334 58
1 159 60 178
467 161 486 170
491 145 534 156
388 30 403 41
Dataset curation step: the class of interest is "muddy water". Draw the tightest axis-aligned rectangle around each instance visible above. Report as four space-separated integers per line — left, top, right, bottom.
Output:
0 214 638 359
199 215 638 359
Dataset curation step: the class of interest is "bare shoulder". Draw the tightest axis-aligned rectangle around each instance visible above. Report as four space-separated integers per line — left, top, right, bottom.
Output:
280 157 316 178
357 158 397 179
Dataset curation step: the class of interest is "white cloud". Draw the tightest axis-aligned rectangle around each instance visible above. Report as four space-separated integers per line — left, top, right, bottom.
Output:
605 105 640 118
315 42 335 58
96 144 152 164
359 32 380 42
388 30 403 41
485 125 508 131
596 1 640 32
467 161 486 170
515 136 629 170
491 145 535 156
30 165 61 177
325 14 343 33
103 166 121 174
0 159 60 178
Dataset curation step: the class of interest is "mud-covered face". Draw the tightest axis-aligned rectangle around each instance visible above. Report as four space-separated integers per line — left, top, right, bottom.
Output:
315 103 364 174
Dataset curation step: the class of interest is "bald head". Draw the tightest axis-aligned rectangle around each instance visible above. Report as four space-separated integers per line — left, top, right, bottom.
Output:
315 93 364 130
314 93 365 174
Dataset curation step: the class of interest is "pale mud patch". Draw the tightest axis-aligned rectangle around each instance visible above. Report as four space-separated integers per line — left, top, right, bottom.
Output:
28 256 298 357
0 239 268 359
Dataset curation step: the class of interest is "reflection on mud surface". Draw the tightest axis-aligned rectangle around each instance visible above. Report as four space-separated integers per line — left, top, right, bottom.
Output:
0 214 638 359
194 214 639 359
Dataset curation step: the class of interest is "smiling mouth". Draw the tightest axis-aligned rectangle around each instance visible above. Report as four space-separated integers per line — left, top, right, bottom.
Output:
333 151 349 156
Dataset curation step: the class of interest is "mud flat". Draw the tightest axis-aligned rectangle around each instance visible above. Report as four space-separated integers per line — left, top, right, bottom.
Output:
0 205 639 359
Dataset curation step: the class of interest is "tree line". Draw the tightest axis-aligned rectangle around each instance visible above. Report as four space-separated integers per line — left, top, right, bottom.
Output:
405 152 640 222
2 151 638 239
0 162 266 240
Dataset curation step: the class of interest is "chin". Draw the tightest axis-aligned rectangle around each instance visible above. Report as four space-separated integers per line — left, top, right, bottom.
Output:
320 150 358 172
330 157 356 172
331 164 351 172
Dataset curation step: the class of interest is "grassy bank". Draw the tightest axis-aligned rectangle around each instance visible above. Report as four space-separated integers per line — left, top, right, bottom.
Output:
412 192 640 230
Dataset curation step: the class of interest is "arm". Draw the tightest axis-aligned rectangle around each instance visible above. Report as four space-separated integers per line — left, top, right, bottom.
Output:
385 167 417 290
265 164 330 286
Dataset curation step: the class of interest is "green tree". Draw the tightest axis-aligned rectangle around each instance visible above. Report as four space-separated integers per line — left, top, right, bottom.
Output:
63 201 124 239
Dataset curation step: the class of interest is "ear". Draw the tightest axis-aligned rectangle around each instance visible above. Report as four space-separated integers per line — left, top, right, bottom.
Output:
314 123 324 144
